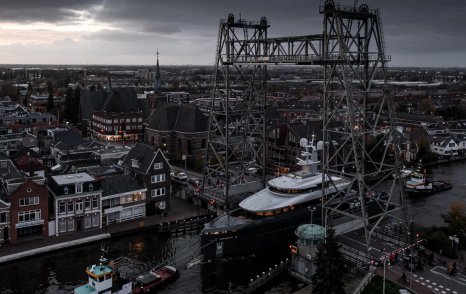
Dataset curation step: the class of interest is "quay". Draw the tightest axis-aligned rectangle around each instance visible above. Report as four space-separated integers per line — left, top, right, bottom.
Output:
0 197 208 265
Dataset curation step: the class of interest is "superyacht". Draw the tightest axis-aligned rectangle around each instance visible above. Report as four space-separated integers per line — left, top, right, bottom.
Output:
201 138 351 260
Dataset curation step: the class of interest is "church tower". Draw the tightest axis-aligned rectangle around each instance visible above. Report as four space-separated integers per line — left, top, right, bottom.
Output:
154 50 161 93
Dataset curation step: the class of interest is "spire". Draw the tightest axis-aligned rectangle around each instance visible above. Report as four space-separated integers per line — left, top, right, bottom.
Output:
154 50 161 92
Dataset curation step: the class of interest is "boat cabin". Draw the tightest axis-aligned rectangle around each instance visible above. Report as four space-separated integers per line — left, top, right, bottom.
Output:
74 258 132 294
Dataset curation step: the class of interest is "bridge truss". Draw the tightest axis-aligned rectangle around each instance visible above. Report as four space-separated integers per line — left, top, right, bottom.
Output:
203 0 408 256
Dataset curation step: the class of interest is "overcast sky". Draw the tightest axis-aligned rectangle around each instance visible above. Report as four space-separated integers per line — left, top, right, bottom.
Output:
0 0 465 67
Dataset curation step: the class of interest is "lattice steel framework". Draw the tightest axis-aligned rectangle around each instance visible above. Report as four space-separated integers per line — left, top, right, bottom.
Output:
319 0 407 255
202 15 269 208
203 2 408 255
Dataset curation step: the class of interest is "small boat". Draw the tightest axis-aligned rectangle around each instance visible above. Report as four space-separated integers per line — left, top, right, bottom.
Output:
403 165 452 196
404 180 453 196
74 255 179 294
74 256 133 294
133 266 179 293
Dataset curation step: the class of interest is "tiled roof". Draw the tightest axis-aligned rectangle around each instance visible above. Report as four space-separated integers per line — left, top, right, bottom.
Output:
145 103 208 133
120 142 157 174
100 175 145 196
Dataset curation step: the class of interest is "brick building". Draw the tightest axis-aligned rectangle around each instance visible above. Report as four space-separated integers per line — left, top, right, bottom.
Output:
7 179 49 242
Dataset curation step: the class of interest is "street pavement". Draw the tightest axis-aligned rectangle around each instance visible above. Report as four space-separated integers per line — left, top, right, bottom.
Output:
381 251 466 294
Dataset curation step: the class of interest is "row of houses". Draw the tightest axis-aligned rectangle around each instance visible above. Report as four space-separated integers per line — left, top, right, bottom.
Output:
0 142 171 244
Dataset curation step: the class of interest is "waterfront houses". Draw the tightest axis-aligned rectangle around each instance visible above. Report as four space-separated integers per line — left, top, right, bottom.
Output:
120 143 171 211
6 179 49 243
100 175 147 225
47 173 102 236
0 198 10 244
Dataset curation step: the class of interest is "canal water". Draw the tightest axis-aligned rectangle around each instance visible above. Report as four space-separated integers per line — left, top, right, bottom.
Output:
0 161 464 293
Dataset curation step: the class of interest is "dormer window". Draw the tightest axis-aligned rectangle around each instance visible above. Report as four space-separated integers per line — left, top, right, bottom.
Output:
89 183 94 191
64 186 69 195
76 183 83 194
132 159 139 168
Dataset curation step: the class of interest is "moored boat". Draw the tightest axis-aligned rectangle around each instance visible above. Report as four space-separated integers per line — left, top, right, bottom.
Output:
403 164 453 196
133 266 179 293
74 255 179 294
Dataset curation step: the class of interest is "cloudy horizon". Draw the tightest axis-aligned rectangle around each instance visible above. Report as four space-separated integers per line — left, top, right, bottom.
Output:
0 0 465 67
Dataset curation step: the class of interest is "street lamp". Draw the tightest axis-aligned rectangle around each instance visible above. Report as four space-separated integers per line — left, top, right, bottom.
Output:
410 219 414 290
308 206 316 225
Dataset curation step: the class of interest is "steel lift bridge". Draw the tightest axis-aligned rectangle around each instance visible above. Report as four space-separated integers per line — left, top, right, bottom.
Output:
202 0 409 260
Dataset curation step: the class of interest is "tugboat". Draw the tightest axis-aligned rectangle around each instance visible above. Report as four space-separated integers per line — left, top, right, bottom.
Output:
74 255 133 294
201 137 352 261
403 164 453 196
74 251 179 294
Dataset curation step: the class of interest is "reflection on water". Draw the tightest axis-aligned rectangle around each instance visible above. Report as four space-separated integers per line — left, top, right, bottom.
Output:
0 231 299 293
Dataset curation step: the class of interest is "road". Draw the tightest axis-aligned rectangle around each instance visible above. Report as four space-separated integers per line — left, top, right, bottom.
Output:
388 261 466 294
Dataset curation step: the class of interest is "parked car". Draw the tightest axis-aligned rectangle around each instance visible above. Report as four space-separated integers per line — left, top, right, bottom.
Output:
174 172 188 180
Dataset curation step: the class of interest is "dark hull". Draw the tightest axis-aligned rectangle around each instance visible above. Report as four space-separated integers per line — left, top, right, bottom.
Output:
405 181 453 196
201 195 390 261
133 268 179 293
201 206 316 261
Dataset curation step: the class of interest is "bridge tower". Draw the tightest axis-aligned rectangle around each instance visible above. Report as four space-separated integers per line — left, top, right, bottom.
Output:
319 0 407 255
202 14 269 208
203 1 408 258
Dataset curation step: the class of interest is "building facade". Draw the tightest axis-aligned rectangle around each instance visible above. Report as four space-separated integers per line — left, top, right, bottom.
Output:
8 179 49 242
100 175 147 225
0 199 10 243
120 143 171 211
90 111 145 142
48 173 102 236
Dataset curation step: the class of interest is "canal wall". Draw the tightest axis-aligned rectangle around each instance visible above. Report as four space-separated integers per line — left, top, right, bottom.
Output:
0 197 208 265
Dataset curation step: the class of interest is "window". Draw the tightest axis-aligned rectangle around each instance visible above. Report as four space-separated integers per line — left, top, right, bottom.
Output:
59 220 66 232
132 159 139 168
67 201 74 213
151 174 165 183
67 219 74 231
151 188 166 198
76 183 83 194
59 202 66 214
64 186 69 195
84 216 91 228
18 210 41 222
85 199 91 210
0 212 8 224
132 118 136 122
89 183 94 192
158 201 166 210
138 118 142 122
92 215 99 227
75 200 83 212
134 206 144 217
92 198 98 209
121 208 132 220
154 162 163 169
19 196 39 206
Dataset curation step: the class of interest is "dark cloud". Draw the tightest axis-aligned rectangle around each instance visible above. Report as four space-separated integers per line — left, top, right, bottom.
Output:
0 0 465 66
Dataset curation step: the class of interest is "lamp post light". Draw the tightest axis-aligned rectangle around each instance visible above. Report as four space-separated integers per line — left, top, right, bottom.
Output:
410 219 414 290
383 256 386 294
308 206 316 225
